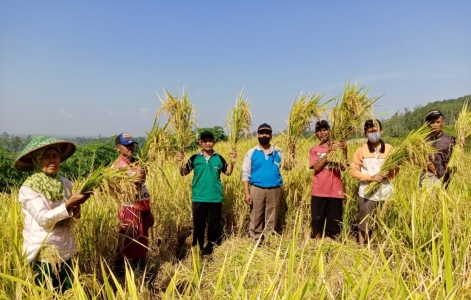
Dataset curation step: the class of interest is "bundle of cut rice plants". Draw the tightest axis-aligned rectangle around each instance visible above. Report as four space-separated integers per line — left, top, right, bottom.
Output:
327 82 381 166
78 165 139 196
226 91 252 152
448 99 471 172
283 93 325 169
454 99 471 149
139 115 174 163
364 124 435 196
157 88 198 154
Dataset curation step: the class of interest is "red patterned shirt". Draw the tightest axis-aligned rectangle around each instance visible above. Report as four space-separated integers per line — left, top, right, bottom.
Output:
112 156 151 210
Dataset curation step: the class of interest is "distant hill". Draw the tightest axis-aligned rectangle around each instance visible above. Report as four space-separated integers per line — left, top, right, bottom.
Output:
381 94 470 137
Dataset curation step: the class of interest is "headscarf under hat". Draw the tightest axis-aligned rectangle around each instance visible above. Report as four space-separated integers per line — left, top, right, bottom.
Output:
22 147 65 202
15 135 75 202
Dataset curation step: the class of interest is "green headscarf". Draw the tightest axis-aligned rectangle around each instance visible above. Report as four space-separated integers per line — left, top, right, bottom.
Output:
22 147 65 202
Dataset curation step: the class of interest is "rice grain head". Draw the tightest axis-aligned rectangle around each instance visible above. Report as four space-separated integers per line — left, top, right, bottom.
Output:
226 91 252 151
157 88 198 153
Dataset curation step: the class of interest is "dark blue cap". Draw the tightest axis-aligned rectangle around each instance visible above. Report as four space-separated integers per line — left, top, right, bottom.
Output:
257 123 272 132
115 133 138 146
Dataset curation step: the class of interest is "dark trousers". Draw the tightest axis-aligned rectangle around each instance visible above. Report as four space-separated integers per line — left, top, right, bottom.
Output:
192 202 222 253
32 259 73 293
311 196 343 237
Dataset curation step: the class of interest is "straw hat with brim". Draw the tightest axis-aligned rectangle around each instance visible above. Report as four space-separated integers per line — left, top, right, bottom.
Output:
14 135 77 172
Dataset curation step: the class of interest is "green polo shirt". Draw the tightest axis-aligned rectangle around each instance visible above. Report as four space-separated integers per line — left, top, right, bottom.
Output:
184 151 228 203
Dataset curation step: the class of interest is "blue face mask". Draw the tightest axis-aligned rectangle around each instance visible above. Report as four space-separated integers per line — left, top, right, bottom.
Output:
367 132 381 143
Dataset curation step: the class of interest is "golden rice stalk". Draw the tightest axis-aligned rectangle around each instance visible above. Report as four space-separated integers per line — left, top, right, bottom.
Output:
454 99 471 149
226 91 252 151
157 87 198 153
139 115 174 163
447 99 471 171
98 174 142 206
78 165 139 194
327 81 381 166
283 93 325 169
37 245 63 276
364 124 435 196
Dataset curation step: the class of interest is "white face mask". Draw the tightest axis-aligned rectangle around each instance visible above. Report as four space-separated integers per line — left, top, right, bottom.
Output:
367 132 381 143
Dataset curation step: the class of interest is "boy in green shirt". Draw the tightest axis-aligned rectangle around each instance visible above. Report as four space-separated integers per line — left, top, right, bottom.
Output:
176 131 236 255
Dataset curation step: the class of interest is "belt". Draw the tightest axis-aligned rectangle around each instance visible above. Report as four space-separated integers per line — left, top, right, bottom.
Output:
252 185 280 189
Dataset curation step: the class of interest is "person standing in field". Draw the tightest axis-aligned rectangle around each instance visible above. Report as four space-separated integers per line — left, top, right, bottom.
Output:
176 131 237 255
242 123 286 242
420 110 455 188
112 133 154 277
309 120 347 240
350 120 398 245
15 135 90 293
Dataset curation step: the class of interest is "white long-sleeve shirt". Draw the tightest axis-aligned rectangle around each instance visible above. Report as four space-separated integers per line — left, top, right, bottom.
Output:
19 176 78 263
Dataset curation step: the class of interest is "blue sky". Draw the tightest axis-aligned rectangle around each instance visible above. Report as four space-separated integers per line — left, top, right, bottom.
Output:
1 1 470 137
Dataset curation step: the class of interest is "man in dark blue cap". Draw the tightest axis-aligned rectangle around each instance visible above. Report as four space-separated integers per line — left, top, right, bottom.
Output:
241 123 285 242
420 110 455 188
113 133 154 277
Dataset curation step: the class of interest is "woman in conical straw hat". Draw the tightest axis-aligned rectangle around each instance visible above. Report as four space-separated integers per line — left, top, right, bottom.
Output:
14 134 90 293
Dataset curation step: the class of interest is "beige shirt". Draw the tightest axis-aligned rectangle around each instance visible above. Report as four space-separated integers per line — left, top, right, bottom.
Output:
350 143 394 201
19 176 78 263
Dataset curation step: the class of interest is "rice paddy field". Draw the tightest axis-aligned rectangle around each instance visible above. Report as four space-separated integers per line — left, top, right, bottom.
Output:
1 135 471 300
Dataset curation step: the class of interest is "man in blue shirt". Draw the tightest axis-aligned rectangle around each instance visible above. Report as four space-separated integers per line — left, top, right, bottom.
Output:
242 123 284 242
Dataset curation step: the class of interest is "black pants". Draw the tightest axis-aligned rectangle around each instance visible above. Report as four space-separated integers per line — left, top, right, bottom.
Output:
311 196 343 236
192 202 222 253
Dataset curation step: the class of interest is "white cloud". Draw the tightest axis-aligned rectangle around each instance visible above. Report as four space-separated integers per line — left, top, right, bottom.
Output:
139 108 150 119
99 109 114 116
59 109 73 118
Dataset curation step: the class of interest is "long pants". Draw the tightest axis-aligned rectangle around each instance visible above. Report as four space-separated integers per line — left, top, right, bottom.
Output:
192 202 223 253
114 207 152 277
32 259 73 293
419 172 441 188
249 186 281 240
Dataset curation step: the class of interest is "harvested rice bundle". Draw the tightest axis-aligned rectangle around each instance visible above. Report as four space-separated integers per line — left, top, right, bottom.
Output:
364 124 435 196
454 100 471 149
448 99 471 171
226 91 252 151
327 82 381 166
98 173 142 206
139 116 174 163
283 93 325 169
78 165 138 195
157 88 198 154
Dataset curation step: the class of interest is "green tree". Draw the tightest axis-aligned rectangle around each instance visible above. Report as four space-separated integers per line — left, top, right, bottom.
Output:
189 126 228 149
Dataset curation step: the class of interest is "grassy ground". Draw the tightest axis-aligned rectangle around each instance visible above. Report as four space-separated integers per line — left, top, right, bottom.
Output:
1 137 471 299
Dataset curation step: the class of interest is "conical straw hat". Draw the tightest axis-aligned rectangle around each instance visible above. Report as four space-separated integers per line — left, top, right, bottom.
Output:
14 135 76 172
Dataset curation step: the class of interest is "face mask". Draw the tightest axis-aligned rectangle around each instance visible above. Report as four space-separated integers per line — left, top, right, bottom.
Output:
367 132 381 143
258 137 271 145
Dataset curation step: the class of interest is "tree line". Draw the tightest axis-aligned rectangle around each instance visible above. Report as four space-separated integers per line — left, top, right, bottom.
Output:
1 93 469 193
0 126 228 192
380 94 470 137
